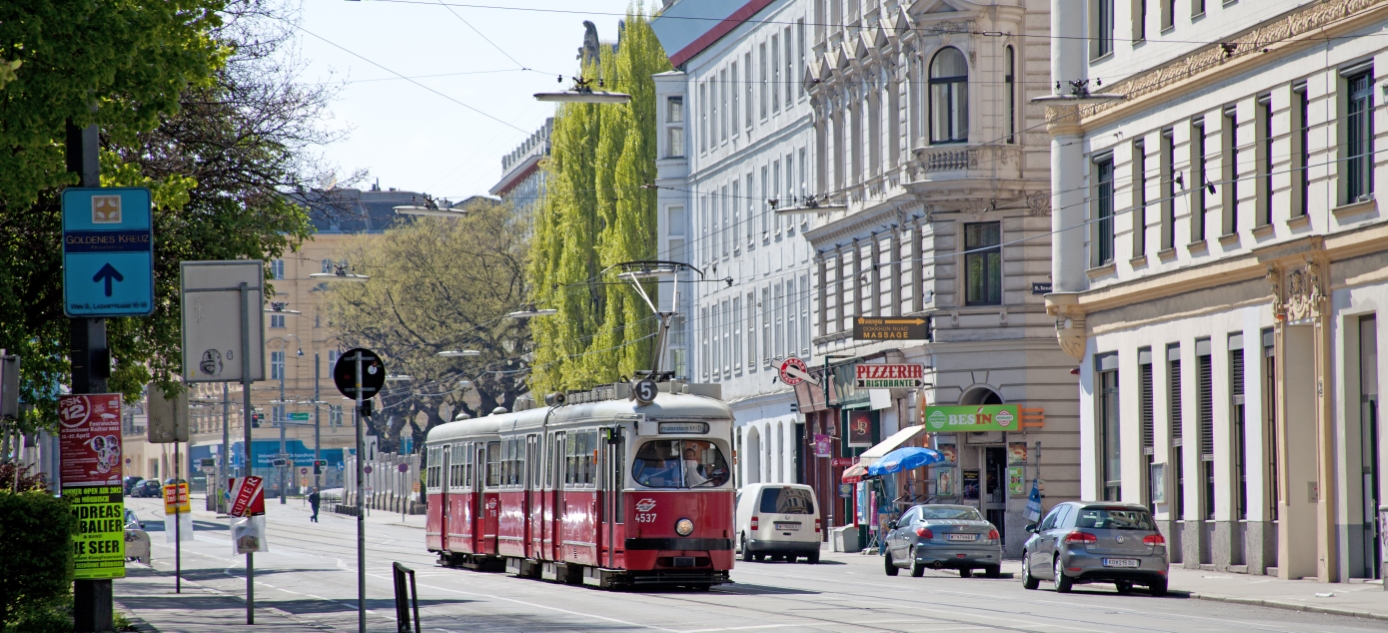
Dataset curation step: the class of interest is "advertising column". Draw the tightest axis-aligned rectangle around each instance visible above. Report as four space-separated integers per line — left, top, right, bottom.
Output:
59 394 127 581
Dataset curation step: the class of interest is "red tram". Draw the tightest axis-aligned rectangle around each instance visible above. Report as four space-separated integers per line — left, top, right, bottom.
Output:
424 381 734 589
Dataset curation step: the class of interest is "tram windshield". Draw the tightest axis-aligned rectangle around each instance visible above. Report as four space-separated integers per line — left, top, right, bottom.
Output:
631 439 730 489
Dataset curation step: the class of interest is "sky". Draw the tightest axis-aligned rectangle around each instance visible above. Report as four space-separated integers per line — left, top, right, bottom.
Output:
292 0 639 200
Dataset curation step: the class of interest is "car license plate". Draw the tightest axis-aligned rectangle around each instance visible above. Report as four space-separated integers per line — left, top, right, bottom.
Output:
946 533 977 541
774 522 800 531
1103 558 1140 568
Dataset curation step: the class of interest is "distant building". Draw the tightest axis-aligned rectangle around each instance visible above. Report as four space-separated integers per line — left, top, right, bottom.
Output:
490 118 553 230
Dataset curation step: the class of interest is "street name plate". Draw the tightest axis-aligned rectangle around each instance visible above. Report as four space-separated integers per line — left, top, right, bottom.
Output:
853 316 929 341
62 188 154 317
287 412 310 421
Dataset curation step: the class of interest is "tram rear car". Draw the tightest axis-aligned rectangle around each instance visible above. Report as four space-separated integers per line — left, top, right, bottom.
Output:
424 382 734 589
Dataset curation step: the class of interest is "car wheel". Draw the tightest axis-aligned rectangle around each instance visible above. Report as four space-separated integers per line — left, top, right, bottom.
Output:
1149 577 1168 597
740 534 753 562
1052 557 1073 593
910 560 925 577
958 568 972 578
983 565 1001 579
753 553 765 562
1021 553 1040 590
884 551 900 576
806 550 820 564
785 554 797 564
1115 581 1134 594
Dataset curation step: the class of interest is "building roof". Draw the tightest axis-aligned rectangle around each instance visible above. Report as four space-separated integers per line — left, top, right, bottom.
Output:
651 0 778 67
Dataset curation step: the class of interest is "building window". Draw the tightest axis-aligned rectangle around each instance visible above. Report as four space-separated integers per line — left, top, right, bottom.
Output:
270 259 285 280
1133 139 1147 257
1343 66 1375 203
771 34 781 113
1191 0 1204 18
665 96 684 158
746 291 757 369
1168 344 1185 518
762 287 772 365
1191 117 1207 242
1256 95 1273 226
1230 334 1247 521
718 68 728 143
1293 82 1309 217
929 48 969 144
1005 46 1016 144
1160 0 1175 30
786 278 798 357
801 274 811 356
722 298 731 375
730 64 739 139
733 297 743 372
699 83 708 153
745 52 754 128
321 259 333 274
759 43 769 120
271 350 285 381
1134 0 1147 41
1160 128 1175 250
1222 105 1239 235
784 26 794 106
1139 348 1156 511
1098 353 1121 501
1196 339 1215 521
1091 0 1114 59
1094 154 1115 266
797 19 807 97
270 314 286 329
328 350 340 367
745 173 755 246
774 283 785 360
1262 329 1279 521
964 222 1002 305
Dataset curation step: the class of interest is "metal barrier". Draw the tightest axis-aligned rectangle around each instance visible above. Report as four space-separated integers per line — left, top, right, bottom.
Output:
392 562 421 633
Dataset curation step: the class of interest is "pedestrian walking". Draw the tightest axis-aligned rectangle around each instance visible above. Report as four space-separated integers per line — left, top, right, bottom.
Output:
308 488 321 522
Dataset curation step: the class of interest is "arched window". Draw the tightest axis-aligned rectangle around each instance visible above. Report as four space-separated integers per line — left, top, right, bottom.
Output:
929 47 969 144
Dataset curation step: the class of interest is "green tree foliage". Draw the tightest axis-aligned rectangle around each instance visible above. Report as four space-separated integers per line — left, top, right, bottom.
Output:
527 8 670 394
0 489 78 632
323 199 531 450
0 1 329 431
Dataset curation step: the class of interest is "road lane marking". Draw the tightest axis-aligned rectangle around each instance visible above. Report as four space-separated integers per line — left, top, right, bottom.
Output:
404 577 681 632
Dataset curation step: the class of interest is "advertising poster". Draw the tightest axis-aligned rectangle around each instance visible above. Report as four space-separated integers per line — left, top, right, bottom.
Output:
59 394 124 486
813 434 833 458
846 410 873 447
962 470 981 500
936 468 956 497
164 483 194 543
924 404 1019 433
1007 466 1025 495
938 444 957 466
67 485 126 579
1008 442 1028 465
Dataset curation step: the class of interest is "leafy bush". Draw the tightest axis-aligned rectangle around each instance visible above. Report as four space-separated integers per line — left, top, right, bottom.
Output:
0 463 50 493
0 490 77 631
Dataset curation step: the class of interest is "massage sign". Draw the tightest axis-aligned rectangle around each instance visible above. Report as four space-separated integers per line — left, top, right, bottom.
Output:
59 394 127 579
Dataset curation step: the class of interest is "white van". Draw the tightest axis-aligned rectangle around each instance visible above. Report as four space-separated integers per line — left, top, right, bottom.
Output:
734 483 821 563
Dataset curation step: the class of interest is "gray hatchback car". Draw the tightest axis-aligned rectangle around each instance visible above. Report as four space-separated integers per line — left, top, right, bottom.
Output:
1021 501 1169 595
882 504 1003 578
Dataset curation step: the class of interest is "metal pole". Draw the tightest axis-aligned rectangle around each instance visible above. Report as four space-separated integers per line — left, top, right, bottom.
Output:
222 382 229 514
314 353 321 491
240 281 255 625
279 361 286 504
355 352 366 633
175 440 182 593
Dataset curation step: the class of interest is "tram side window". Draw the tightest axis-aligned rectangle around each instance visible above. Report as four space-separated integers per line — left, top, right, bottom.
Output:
486 441 502 487
464 442 473 487
631 439 730 489
564 431 599 487
502 438 525 487
450 444 465 488
426 447 439 489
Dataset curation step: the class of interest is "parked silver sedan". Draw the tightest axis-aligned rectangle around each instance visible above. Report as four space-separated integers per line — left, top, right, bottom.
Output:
882 504 1003 578
1021 501 1169 595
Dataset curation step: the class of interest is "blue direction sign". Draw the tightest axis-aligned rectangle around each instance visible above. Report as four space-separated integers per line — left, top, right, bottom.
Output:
62 188 154 317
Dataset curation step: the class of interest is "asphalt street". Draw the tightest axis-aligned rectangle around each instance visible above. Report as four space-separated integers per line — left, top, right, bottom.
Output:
121 497 1384 633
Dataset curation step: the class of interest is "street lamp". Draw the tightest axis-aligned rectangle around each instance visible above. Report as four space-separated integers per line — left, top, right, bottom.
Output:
437 350 481 357
309 265 369 282
506 308 558 318
267 334 303 504
535 76 631 104
393 205 468 219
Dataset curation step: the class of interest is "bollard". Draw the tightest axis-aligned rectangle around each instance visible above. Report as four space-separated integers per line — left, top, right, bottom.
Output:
392 562 421 633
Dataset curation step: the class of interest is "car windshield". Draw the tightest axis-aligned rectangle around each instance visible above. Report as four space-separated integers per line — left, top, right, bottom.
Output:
1076 507 1155 530
632 439 730 489
759 487 815 514
918 506 984 521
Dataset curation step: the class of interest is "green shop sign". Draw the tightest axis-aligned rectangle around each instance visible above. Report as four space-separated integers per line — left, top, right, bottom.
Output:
924 405 1020 433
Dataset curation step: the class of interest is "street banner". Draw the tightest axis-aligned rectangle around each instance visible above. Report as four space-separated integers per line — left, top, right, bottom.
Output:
232 515 269 554
923 404 1019 433
853 363 925 389
1025 479 1043 521
59 394 124 486
228 476 265 517
1007 466 1026 495
67 485 126 579
812 434 833 457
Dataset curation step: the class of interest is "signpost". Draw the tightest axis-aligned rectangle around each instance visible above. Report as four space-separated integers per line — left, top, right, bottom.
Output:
62 188 155 318
852 316 930 341
853 364 926 389
146 386 190 592
335 347 386 633
778 357 817 386
288 412 310 421
59 394 127 582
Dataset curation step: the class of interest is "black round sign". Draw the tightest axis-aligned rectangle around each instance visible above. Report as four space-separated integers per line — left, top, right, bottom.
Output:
333 347 386 400
633 379 658 404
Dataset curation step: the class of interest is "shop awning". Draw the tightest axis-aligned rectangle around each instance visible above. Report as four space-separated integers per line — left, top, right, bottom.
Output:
858 425 927 466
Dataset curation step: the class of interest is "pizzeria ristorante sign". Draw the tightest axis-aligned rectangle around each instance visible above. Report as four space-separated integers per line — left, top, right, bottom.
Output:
854 364 926 388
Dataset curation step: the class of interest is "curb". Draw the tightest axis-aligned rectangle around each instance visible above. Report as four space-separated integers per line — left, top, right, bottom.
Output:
1189 592 1388 622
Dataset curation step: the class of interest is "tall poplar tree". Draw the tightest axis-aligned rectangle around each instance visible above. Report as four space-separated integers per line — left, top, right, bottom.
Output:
527 7 670 394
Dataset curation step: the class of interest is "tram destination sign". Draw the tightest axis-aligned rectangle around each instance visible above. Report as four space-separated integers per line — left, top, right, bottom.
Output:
854 364 926 389
853 316 929 341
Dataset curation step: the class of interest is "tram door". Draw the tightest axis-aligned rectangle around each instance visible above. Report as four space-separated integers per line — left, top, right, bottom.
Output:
440 446 451 550
526 434 540 558
549 432 565 561
601 426 625 568
473 444 486 553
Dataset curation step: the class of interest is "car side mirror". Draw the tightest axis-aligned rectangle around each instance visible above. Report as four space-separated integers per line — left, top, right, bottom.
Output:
888 521 897 530
1024 523 1038 533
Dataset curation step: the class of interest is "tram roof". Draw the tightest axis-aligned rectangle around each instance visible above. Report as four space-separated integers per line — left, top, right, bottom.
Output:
425 389 732 445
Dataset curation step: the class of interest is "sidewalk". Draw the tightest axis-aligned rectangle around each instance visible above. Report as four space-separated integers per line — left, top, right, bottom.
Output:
114 565 330 633
1166 567 1388 622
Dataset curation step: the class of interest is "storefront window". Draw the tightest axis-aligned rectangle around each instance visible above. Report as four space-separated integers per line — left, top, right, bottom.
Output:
631 439 730 489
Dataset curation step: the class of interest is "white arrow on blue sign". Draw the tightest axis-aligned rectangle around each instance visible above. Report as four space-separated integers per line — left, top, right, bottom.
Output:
62 188 155 318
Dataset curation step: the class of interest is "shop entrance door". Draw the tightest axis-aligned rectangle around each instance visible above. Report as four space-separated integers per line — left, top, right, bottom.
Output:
983 446 1007 542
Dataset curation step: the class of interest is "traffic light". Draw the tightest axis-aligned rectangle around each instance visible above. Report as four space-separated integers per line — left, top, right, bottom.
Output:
251 413 262 428
313 459 325 474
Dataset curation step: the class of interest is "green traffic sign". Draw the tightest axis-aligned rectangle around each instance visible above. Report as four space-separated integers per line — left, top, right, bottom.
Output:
287 412 310 421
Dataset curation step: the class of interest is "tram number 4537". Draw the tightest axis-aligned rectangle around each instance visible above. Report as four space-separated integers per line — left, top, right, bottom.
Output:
635 513 658 523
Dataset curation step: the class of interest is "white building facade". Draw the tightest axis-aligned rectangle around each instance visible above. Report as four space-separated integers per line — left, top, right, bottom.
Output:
652 0 818 489
1047 0 1388 581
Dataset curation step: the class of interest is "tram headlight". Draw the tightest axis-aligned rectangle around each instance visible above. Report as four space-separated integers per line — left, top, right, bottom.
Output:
675 518 695 536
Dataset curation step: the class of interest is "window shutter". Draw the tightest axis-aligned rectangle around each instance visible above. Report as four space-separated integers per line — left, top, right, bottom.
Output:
1169 356 1183 440
1198 353 1214 456
1140 361 1155 450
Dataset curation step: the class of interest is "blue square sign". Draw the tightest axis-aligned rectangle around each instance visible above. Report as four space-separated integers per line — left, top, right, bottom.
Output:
62 188 155 317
